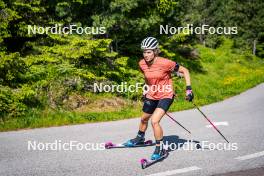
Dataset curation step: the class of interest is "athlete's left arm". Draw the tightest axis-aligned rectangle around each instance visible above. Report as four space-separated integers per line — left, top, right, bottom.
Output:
177 65 191 86
177 65 194 102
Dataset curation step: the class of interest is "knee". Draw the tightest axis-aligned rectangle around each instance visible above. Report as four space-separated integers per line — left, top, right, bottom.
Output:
141 117 150 124
151 119 160 127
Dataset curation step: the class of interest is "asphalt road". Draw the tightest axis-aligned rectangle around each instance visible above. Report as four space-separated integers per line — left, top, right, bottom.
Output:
0 84 264 176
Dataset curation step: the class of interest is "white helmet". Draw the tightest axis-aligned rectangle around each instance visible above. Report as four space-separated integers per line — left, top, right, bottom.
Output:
141 37 158 50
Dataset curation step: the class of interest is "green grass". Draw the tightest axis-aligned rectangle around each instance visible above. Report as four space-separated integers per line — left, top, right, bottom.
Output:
0 105 143 131
1 39 264 131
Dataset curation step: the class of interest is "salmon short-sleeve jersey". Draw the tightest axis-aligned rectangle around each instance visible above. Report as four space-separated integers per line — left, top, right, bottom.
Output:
139 57 177 100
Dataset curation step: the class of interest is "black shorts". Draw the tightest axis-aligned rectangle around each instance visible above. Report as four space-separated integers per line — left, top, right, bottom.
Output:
142 97 174 114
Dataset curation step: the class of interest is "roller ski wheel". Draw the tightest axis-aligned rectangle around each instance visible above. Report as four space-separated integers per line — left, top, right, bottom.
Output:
140 150 169 169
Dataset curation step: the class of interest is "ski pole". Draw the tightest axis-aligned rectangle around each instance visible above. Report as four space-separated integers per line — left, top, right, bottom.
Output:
165 113 191 134
193 103 229 143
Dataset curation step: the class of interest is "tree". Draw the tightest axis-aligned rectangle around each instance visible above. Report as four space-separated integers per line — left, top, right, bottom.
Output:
225 0 264 55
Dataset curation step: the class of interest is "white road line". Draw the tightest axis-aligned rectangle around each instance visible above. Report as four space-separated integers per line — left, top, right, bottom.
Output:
206 121 229 128
145 166 201 176
235 151 264 161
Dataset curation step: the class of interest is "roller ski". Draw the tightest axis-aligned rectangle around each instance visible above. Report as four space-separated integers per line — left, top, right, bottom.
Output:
105 140 153 149
140 148 169 169
105 135 154 149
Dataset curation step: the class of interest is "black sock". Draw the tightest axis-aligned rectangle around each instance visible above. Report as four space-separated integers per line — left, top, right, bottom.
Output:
154 138 163 154
137 130 145 138
156 138 163 145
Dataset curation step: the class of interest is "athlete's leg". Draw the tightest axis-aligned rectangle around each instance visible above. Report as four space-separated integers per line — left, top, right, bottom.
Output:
139 112 152 132
138 98 158 135
124 99 157 146
151 97 174 141
150 108 166 159
151 108 166 141
150 98 174 160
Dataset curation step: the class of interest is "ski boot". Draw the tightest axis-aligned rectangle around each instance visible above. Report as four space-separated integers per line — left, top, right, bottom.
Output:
124 135 145 147
151 146 167 160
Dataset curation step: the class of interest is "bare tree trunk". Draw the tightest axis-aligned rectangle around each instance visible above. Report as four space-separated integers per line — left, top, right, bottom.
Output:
199 20 206 46
110 43 113 53
105 32 114 52
115 38 118 53
253 39 257 55
199 33 203 44
199 29 205 46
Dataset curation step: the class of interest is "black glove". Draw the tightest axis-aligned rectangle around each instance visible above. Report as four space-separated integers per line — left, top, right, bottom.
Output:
185 86 194 102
